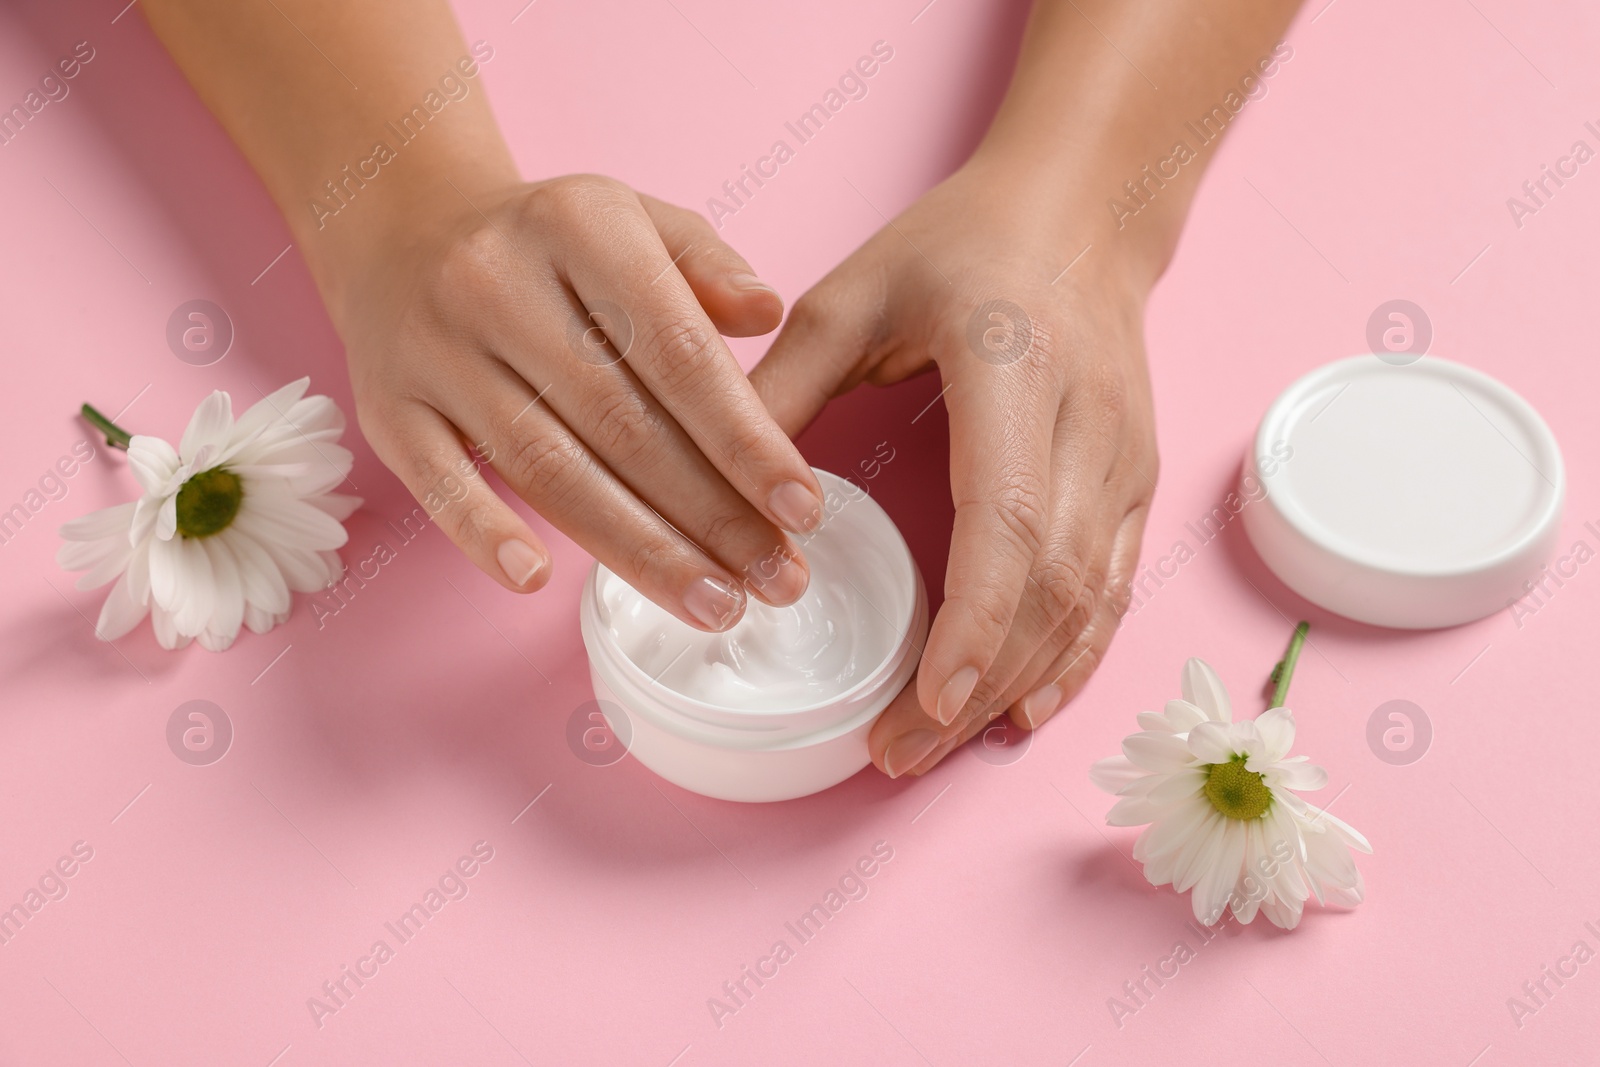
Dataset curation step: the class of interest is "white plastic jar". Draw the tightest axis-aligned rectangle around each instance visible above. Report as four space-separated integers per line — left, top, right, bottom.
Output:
580 469 928 802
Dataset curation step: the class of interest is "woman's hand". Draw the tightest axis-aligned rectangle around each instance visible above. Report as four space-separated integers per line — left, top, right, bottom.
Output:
751 159 1158 776
335 175 827 632
142 0 837 633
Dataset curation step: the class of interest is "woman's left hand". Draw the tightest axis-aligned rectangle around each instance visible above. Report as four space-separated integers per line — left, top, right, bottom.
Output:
750 159 1159 777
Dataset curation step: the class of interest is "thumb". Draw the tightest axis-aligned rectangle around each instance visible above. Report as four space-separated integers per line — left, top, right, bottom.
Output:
749 280 879 437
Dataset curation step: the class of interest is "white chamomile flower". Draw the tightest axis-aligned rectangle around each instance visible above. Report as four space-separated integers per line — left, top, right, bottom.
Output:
1090 635 1371 930
57 378 361 651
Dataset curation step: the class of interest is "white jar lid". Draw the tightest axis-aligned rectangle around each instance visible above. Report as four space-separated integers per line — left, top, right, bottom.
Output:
1241 355 1564 629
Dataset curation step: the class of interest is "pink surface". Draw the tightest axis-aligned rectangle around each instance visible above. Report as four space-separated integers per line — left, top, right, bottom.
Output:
2 1 1597 1064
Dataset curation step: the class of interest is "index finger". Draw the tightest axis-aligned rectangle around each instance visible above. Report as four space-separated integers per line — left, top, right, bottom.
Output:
917 355 1057 726
560 199 826 538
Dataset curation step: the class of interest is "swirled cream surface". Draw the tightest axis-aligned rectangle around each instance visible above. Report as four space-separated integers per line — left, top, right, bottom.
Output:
595 489 908 712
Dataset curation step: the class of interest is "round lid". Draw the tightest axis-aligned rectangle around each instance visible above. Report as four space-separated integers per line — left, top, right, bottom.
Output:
1240 355 1565 629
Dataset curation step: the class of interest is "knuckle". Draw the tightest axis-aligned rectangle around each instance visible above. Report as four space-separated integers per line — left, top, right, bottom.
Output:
984 479 1050 561
718 417 775 477
504 428 585 510
624 537 662 584
524 174 630 229
642 317 721 391
697 510 746 551
959 587 1016 652
434 226 508 301
1032 553 1089 631
1105 572 1135 621
962 679 1007 725
786 293 829 335
1058 642 1103 691
584 391 662 470
1082 363 1129 424
673 205 718 242
438 487 496 546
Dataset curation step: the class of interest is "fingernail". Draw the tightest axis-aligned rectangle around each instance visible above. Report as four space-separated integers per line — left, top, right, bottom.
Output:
768 480 824 534
1021 684 1063 728
883 729 941 779
936 666 981 725
728 271 777 295
496 539 547 589
683 575 745 632
746 545 809 606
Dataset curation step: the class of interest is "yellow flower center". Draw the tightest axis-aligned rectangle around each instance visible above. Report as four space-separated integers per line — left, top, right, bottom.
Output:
175 467 243 538
1204 755 1272 820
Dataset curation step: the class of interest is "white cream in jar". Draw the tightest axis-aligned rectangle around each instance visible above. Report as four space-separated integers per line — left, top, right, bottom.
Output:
580 469 927 802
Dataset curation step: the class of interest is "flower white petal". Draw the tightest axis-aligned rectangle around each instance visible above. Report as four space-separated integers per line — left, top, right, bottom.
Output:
1162 699 1208 732
318 549 346 584
253 539 335 593
244 602 292 634
148 534 184 610
1123 731 1196 774
1193 819 1248 925
1267 761 1329 792
73 538 135 591
1253 706 1297 762
1180 658 1232 721
57 505 136 589
179 391 235 462
151 604 191 650
1263 804 1313 906
1299 831 1363 908
1230 719 1264 757
233 443 355 496
1304 804 1373 854
1231 819 1273 923
235 487 349 552
308 492 363 522
1136 825 1179 886
220 378 312 462
228 389 345 466
130 495 160 547
1144 770 1207 806
1261 892 1304 930
1173 810 1229 893
59 501 137 542
156 493 178 542
170 538 216 637
198 538 245 649
1135 710 1171 733
1186 720 1237 764
229 529 291 614
1090 755 1144 794
1107 795 1173 827
127 435 181 496
1231 889 1263 925
1138 794 1216 864
282 392 344 438
125 539 151 604
94 571 149 642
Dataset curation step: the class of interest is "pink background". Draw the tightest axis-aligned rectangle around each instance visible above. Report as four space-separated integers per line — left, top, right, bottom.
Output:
2 0 1598 1064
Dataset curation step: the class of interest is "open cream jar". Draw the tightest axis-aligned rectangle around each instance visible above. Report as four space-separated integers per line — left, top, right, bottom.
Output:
579 469 928 802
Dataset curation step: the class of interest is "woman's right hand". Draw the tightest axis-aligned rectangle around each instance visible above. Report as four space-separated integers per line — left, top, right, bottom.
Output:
331 174 826 632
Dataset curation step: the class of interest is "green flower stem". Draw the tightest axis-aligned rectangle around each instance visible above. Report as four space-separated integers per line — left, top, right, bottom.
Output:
1268 620 1310 709
81 403 132 451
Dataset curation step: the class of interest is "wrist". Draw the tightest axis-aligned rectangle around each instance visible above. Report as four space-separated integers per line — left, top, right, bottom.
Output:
955 145 1177 299
289 143 520 330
